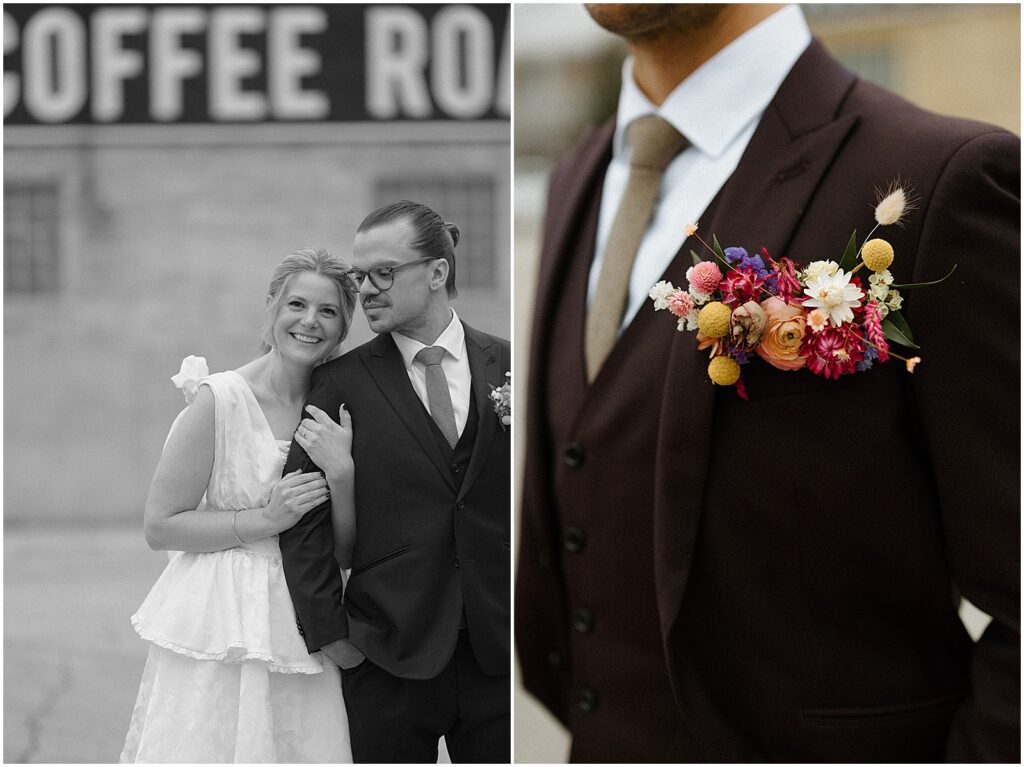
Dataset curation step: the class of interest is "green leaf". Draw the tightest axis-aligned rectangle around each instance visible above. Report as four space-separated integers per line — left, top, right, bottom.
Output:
711 235 729 267
838 230 859 273
892 264 958 290
691 250 703 267
881 311 920 349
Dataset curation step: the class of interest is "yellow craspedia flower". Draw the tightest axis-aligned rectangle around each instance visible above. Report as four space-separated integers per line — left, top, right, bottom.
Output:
861 238 895 272
697 301 731 338
708 356 741 386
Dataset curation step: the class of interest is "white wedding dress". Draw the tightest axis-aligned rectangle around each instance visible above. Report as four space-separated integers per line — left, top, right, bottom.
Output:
120 370 352 763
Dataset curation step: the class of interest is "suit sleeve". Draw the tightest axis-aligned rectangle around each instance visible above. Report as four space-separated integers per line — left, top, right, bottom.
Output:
278 364 348 653
907 131 1020 761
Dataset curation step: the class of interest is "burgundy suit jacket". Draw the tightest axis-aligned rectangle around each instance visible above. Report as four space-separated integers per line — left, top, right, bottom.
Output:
516 41 1019 761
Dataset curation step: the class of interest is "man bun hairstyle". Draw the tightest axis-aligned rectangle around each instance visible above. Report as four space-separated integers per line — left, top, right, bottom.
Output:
358 200 459 298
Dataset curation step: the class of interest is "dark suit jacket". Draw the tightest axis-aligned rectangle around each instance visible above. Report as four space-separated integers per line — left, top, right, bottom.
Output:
516 40 1019 761
281 321 511 680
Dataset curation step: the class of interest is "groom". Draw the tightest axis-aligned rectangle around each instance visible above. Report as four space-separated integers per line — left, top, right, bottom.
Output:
280 200 511 763
516 3 1019 763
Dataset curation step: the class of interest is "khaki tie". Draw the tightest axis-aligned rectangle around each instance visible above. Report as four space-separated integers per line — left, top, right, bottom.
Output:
585 115 688 382
414 346 459 448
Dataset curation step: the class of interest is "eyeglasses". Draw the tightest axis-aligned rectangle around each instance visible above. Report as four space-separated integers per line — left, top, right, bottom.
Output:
341 257 438 293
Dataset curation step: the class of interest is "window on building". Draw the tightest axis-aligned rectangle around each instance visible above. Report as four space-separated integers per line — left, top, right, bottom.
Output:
375 177 497 289
4 183 60 295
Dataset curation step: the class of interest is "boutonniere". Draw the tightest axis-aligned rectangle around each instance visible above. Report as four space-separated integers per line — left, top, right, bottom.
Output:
489 372 511 430
650 185 955 399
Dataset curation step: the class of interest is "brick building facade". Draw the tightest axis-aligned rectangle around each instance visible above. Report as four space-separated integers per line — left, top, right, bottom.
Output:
4 4 510 524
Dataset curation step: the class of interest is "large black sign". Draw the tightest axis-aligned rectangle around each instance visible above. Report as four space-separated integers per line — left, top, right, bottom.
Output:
3 4 509 124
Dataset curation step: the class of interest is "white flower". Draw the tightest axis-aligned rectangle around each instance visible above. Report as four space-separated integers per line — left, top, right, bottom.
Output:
802 260 840 283
868 283 890 302
649 280 677 311
170 355 209 404
677 309 700 332
886 289 903 311
802 269 864 326
868 269 894 287
878 302 890 318
688 287 711 305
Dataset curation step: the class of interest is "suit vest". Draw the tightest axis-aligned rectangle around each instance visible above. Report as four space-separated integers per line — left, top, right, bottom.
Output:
540 187 717 759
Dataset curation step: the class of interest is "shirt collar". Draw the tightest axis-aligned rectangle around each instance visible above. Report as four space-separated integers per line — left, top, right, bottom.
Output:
613 4 811 159
392 308 465 370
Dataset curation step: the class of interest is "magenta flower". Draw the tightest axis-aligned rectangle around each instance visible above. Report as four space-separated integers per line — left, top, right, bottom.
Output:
863 301 890 364
720 268 766 306
769 256 803 303
801 325 864 379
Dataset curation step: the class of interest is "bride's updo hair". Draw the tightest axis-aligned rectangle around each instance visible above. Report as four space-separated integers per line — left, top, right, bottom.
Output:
356 200 460 298
260 248 357 361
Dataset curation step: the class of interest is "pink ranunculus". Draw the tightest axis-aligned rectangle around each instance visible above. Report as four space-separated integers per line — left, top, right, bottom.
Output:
667 290 695 319
688 261 723 294
756 297 809 371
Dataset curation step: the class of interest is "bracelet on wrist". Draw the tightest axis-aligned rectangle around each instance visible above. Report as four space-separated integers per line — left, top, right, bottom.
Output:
231 510 246 545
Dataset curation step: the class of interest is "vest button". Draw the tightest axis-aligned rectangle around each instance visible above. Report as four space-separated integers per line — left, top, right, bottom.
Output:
572 607 594 634
563 442 585 468
564 527 586 553
453 556 461 568
546 650 561 667
578 687 599 713
456 501 466 510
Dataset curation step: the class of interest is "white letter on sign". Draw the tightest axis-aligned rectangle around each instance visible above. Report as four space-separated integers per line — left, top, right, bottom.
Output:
269 7 328 120
209 7 267 121
431 6 492 119
4 12 19 118
151 7 206 121
365 6 430 119
91 7 147 122
23 8 87 122
495 11 510 118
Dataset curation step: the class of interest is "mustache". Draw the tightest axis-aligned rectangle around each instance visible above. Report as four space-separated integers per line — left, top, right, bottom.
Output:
362 298 389 309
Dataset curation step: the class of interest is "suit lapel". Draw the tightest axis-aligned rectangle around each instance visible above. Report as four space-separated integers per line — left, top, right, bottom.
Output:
361 334 456 492
653 40 861 639
531 122 615 354
459 323 504 498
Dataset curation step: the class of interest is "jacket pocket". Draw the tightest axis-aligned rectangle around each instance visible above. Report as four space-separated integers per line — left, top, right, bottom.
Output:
351 545 411 576
801 691 965 727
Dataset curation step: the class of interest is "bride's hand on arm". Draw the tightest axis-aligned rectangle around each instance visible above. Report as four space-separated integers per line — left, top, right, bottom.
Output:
294 404 356 568
143 386 328 551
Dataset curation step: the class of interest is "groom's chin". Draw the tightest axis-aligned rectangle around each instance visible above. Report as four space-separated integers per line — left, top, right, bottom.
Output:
363 314 392 335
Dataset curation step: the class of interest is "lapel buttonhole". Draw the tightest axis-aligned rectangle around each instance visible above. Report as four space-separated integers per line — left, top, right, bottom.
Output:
775 159 810 185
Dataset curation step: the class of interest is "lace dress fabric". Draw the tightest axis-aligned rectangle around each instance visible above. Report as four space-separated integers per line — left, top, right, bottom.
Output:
120 371 351 763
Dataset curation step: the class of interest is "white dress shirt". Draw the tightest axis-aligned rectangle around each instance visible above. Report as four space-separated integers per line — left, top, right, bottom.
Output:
392 309 471 437
587 4 812 332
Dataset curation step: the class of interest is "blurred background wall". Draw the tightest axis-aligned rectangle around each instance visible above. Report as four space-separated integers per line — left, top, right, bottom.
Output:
4 3 510 527
3 4 509 761
513 3 1019 762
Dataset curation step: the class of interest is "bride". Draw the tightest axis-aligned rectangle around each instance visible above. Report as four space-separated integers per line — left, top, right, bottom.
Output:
120 248 358 762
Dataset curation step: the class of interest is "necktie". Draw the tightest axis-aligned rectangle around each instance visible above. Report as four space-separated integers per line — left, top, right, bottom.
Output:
414 346 459 448
584 115 688 382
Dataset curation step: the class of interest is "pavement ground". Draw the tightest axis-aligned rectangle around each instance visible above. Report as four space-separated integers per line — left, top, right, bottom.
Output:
5 526 168 763
5 526 990 764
